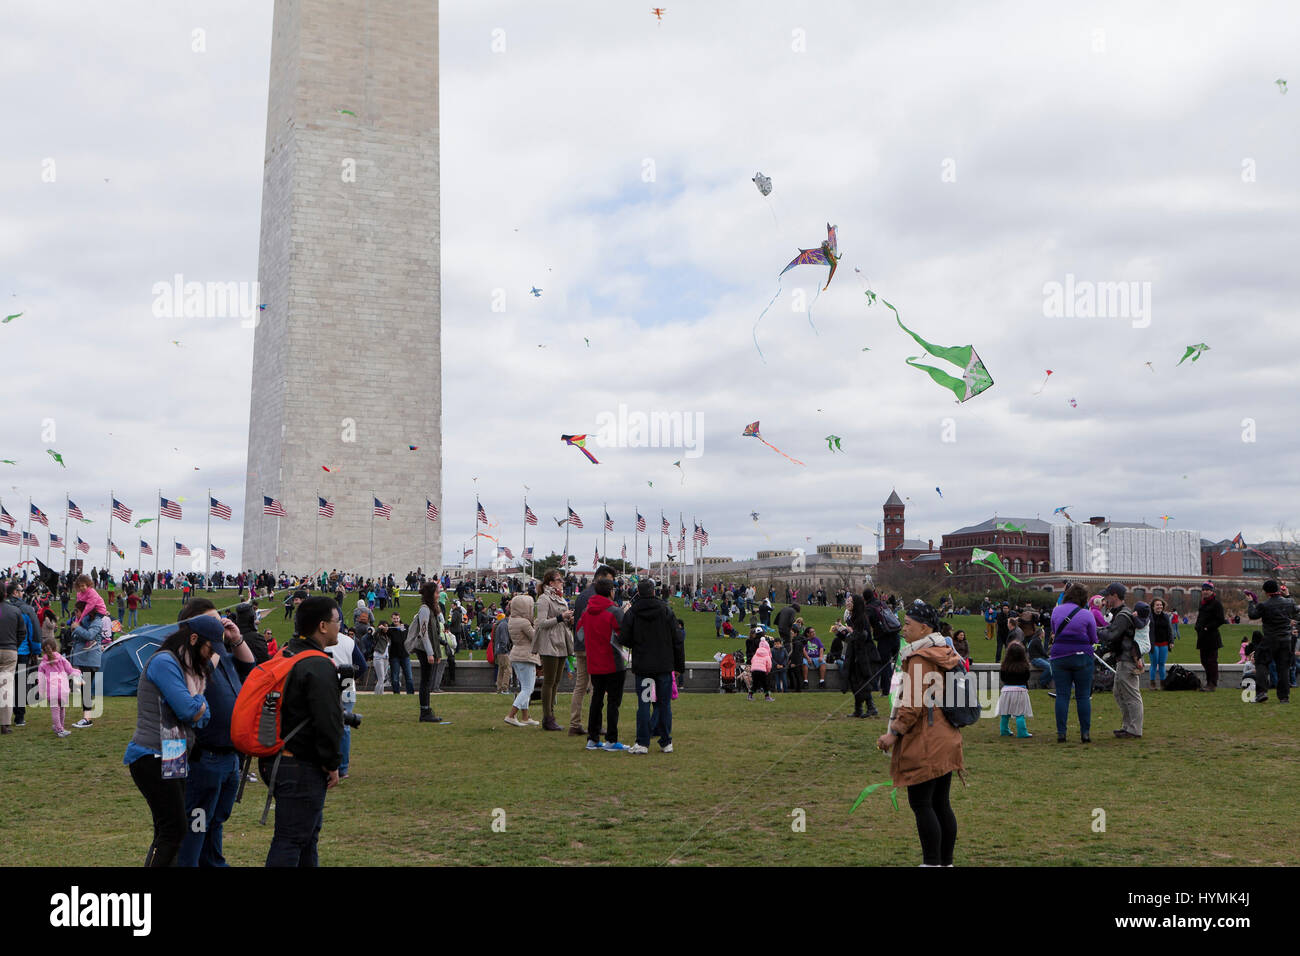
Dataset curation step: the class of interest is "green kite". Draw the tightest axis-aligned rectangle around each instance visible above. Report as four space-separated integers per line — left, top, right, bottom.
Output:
881 300 994 402
995 521 1026 533
971 547 1026 587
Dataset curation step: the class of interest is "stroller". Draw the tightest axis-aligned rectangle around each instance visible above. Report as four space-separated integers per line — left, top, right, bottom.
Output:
718 653 738 693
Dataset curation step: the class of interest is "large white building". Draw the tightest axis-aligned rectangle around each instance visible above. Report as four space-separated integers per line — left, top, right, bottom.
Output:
1050 522 1201 577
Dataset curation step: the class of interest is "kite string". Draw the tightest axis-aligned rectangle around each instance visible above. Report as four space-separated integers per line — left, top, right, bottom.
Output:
752 279 783 365
764 194 780 229
760 438 806 467
807 281 823 335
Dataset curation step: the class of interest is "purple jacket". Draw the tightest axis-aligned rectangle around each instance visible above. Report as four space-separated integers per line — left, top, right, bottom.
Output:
1050 602 1098 659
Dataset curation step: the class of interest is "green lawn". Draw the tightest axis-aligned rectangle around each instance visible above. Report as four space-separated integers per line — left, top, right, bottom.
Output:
3 684 1294 866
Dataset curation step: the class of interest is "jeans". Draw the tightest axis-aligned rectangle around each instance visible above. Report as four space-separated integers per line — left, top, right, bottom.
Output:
1031 657 1054 688
774 669 787 692
1148 644 1169 682
634 671 673 748
390 654 415 694
907 772 956 866
587 671 624 743
177 750 241 867
372 654 387 695
261 756 327 867
128 609 139 629
511 661 537 711
1256 644 1292 702
414 650 436 710
128 755 188 867
340 693 354 775
1052 653 1094 738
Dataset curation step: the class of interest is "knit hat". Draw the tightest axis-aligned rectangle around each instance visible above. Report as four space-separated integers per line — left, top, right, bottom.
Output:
905 601 941 632
1201 581 1214 591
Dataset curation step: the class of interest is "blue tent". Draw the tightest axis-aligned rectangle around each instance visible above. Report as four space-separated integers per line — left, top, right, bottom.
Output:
101 624 177 697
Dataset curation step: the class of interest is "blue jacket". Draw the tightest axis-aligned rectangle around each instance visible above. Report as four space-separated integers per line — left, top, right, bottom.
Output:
9 599 39 656
194 642 243 751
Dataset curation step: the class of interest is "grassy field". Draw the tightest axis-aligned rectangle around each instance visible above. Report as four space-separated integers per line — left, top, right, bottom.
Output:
3 680 1295 866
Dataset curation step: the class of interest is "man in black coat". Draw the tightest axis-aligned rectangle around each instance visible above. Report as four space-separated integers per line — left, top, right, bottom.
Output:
620 579 684 754
774 601 799 643
1246 580 1298 703
1194 582 1226 692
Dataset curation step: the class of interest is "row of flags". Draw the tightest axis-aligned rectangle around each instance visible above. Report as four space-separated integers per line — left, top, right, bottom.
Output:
0 527 226 558
3 495 225 528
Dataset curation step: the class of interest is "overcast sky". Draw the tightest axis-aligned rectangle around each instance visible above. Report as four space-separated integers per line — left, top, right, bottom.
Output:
2 0 1298 574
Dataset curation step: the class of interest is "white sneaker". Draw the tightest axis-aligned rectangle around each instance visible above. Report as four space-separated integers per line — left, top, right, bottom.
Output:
660 742 673 753
522 718 540 726
72 719 93 729
504 716 524 727
627 744 649 754
56 730 72 737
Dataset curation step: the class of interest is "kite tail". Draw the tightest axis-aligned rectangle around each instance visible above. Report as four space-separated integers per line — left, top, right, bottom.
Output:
807 282 823 335
759 438 805 466
764 195 780 229
753 280 783 364
849 781 899 813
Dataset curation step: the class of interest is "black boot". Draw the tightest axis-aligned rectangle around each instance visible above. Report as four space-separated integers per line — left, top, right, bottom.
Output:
419 707 439 722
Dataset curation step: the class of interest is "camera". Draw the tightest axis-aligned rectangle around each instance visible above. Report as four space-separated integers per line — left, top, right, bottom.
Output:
343 710 363 730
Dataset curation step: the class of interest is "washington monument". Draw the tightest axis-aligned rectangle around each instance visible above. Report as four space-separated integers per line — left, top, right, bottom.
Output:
242 0 441 575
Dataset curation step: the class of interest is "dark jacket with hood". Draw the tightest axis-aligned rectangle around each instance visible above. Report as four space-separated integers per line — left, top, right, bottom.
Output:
620 595 684 675
1247 594 1298 649
1098 605 1139 665
1194 594 1226 650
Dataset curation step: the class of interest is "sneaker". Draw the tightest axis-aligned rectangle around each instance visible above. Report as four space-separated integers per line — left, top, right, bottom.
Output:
585 739 601 750
660 743 673 753
747 694 754 701
818 680 825 688
522 718 540 726
504 716 524 727
72 719 93 729
1047 691 1057 698
602 741 628 752
627 744 649 754
56 729 72 737
246 772 258 782
13 719 25 728
764 695 774 702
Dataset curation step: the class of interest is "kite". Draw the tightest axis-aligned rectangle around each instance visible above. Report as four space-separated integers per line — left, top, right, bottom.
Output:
584 337 590 348
1069 398 1077 408
651 7 666 22
935 487 943 498
1278 79 1288 94
134 518 154 528
861 346 871 351
1144 362 1155 372
3 313 21 323
751 512 760 522
825 435 842 452
944 563 954 574
0 460 14 465
1177 343 1209 366
971 547 1026 587
850 780 900 813
561 434 599 465
258 304 267 311
321 466 333 472
995 521 1026 533
171 341 182 347
47 450 66 468
753 223 839 360
338 109 356 116
886 300 994 403
673 460 684 483
742 421 805 466
1158 514 1173 526
408 445 419 451
530 287 542 297
1052 506 1074 521
752 172 772 197
1033 370 1053 395
647 480 653 487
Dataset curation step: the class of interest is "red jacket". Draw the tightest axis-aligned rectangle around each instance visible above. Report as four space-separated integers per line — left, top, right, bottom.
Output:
580 594 621 675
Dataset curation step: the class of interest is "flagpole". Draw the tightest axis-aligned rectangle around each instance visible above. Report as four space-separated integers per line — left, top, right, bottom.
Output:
63 492 70 575
205 488 211 587
564 499 571 572
275 516 281 581
105 491 113 574
314 490 319 573
633 506 639 575
370 491 375 580
154 490 161 583
474 496 480 591
258 492 264 578
522 494 527 581
602 501 608 565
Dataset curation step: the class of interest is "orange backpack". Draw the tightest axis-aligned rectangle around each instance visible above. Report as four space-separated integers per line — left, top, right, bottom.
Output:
230 648 328 757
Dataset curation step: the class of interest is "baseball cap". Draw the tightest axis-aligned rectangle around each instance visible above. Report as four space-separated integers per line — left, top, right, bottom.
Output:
1104 583 1127 599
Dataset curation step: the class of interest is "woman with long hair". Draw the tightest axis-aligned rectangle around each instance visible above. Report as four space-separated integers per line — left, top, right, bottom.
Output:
533 569 574 732
412 581 446 723
843 591 881 717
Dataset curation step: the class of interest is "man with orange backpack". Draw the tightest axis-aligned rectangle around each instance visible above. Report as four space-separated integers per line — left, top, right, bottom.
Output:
245 596 343 866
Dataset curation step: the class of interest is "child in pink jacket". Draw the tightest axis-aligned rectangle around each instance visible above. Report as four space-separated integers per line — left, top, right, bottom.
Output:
749 635 774 702
38 637 81 736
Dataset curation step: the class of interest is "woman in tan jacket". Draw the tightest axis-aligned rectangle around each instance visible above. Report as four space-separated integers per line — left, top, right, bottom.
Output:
505 594 541 726
533 569 574 731
876 601 965 866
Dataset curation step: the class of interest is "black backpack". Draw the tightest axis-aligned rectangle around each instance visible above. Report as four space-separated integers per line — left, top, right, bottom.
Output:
1162 664 1202 691
911 637 981 728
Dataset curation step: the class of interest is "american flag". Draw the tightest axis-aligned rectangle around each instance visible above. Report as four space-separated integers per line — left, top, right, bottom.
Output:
523 546 534 560
262 496 287 517
567 507 584 529
318 497 335 518
694 522 706 543
661 515 670 536
477 501 488 524
0 506 13 528
50 533 64 549
67 498 84 522
679 530 686 553
373 497 391 519
593 545 600 569
503 546 514 560
22 530 39 546
636 512 646 533
0 528 18 545
463 547 474 558
209 497 232 520
161 496 183 519
139 539 152 556
76 536 90 554
29 503 49 527
112 498 132 522
175 541 192 556
109 541 124 559
425 499 438 521
604 510 614 531
525 505 538 526
700 525 709 546
621 542 627 559
210 543 226 559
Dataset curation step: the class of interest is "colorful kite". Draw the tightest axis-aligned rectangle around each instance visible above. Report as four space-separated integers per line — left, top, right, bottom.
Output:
935 487 943 498
1278 79 1288 94
673 460 684 483
878 299 993 403
825 435 842 452
971 547 1026 587
1158 514 1173 526
651 7 666 22
995 521 1026 533
408 445 419 451
1177 343 1209 366
944 563 954 574
321 466 332 472
530 287 542 297
1053 506 1073 521
752 172 772 196
258 304 267 311
1069 398 1077 408
0 460 15 465
561 434 599 464
171 340 182 347
47 450 66 468
742 421 805 466
3 313 21 324
753 223 839 361
1033 370 1053 395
